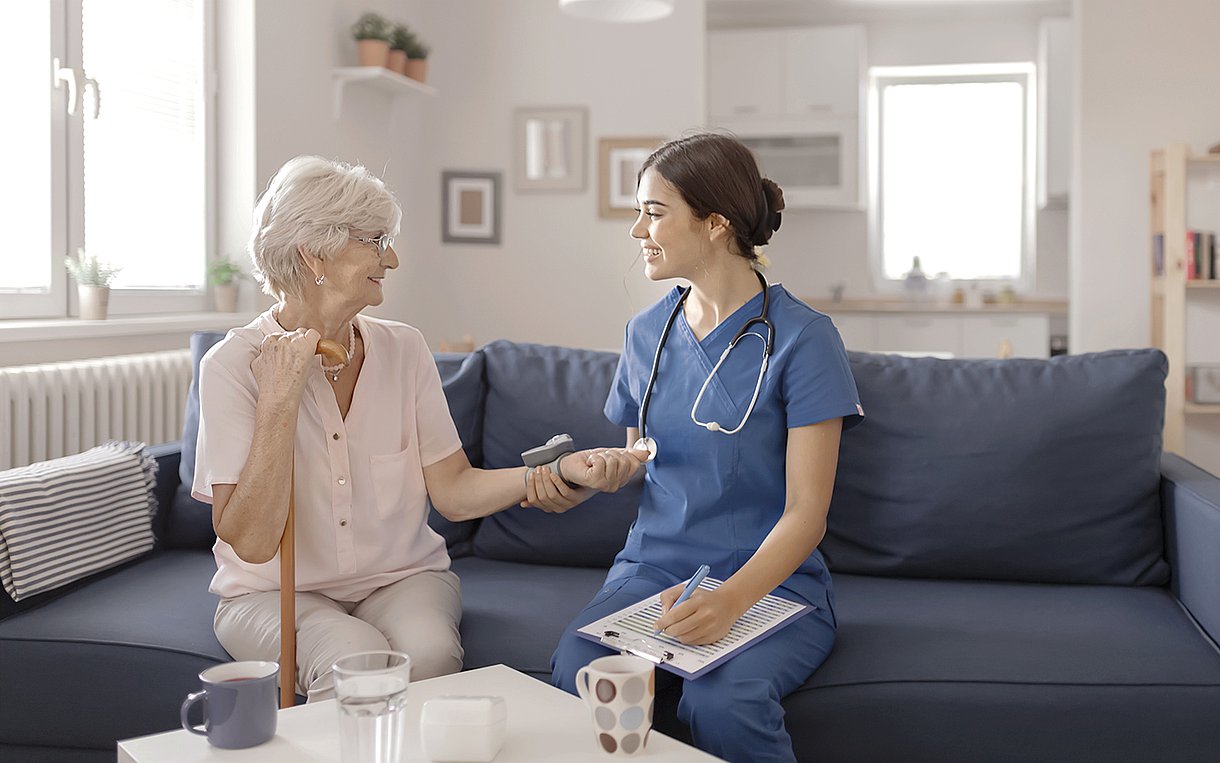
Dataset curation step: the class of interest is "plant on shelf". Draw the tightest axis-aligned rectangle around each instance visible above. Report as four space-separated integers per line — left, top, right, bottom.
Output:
351 11 391 68
207 255 245 313
404 33 430 84
206 256 244 287
387 24 415 76
65 247 120 320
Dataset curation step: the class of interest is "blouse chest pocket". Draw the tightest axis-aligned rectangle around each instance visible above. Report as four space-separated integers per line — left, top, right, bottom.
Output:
369 446 428 521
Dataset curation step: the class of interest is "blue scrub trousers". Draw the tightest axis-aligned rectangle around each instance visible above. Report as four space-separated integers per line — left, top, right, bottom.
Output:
551 574 837 763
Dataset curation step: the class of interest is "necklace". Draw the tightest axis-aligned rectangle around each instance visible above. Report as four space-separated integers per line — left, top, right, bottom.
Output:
321 322 357 381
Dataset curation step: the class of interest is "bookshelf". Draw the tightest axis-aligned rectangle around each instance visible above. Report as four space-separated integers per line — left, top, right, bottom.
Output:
1150 144 1220 454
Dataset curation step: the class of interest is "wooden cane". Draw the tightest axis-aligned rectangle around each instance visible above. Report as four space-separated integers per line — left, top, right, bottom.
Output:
279 338 350 709
279 464 296 708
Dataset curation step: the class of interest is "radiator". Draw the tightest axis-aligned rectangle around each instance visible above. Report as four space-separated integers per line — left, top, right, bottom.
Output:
0 350 193 471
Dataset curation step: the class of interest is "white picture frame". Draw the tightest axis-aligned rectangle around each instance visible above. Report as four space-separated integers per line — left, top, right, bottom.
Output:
513 106 588 192
441 171 502 245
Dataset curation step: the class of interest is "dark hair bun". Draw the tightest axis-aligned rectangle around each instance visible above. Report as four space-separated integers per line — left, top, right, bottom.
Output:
753 178 785 245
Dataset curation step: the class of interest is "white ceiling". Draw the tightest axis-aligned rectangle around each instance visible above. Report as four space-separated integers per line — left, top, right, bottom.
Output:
707 0 1071 28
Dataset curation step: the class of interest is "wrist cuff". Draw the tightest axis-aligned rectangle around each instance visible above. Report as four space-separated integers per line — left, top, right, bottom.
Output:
548 453 578 488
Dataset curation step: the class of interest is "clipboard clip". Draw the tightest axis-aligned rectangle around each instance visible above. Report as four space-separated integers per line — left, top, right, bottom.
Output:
600 630 674 664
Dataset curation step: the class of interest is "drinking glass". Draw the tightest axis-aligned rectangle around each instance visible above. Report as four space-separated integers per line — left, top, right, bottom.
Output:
332 650 411 763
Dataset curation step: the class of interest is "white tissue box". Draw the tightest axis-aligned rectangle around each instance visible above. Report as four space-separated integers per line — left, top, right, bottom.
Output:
420 695 506 762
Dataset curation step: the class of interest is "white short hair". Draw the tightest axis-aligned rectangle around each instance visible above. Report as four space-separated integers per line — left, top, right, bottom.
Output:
249 156 402 301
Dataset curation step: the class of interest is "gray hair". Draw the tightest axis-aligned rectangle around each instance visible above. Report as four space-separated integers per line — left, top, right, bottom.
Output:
249 156 402 301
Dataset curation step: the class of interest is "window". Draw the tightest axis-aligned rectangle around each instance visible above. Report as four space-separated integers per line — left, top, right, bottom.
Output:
0 0 213 319
870 64 1035 287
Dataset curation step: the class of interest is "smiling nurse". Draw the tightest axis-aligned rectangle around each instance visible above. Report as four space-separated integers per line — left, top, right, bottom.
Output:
549 133 865 763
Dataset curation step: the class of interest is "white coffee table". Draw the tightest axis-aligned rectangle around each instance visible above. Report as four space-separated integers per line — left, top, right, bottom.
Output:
117 663 725 762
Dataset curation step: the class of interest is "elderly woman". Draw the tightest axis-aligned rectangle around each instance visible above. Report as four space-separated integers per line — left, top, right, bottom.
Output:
192 156 643 700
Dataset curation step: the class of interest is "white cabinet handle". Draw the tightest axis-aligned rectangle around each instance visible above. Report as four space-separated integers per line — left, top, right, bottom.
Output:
84 76 101 119
52 57 81 116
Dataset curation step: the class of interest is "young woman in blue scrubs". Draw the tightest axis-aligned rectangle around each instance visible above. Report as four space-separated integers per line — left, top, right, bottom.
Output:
549 133 864 763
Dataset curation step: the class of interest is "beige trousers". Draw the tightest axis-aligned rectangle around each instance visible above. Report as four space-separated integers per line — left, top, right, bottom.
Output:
214 569 463 702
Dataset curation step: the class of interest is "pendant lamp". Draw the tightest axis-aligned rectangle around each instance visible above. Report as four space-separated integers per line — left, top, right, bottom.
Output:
559 0 675 23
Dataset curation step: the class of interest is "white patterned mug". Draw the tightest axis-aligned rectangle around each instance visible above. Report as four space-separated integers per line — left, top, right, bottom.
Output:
575 654 655 756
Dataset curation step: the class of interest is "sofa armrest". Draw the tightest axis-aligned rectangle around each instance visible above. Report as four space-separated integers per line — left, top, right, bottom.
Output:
1161 452 1220 646
147 440 183 544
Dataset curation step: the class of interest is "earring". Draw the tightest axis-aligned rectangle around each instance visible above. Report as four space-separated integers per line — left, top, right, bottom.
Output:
315 274 325 286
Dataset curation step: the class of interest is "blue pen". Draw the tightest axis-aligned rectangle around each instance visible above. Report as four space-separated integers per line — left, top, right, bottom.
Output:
654 564 711 636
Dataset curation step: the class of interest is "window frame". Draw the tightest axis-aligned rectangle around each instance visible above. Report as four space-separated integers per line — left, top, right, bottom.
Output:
867 63 1038 294
0 0 216 320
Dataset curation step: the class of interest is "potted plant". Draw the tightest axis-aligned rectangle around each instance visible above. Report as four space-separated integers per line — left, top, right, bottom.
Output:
207 256 245 313
404 35 430 83
388 25 414 76
65 248 120 320
351 11 391 68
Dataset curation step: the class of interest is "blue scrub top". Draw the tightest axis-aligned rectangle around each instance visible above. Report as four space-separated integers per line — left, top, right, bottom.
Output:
605 283 864 606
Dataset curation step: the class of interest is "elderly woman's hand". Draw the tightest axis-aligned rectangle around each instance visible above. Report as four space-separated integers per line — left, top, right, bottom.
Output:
521 466 591 513
560 448 648 493
252 328 323 404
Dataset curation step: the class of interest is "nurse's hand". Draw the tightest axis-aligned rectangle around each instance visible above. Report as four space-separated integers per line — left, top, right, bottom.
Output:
521 465 593 513
654 584 744 646
560 448 648 493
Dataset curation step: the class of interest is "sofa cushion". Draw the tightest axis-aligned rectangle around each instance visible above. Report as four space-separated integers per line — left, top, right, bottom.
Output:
0 442 157 602
472 341 642 567
788 573 1220 762
164 330 226 549
0 550 229 750
427 351 487 553
822 350 1171 585
452 555 606 680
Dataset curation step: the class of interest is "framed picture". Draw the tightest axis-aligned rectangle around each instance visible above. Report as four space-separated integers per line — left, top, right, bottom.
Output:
599 137 663 218
513 106 587 192
441 171 502 245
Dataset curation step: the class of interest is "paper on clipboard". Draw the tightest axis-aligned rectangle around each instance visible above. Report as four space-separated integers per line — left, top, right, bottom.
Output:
576 577 813 680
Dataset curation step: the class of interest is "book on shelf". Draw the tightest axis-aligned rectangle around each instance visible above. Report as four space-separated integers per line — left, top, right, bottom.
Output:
1150 230 1216 280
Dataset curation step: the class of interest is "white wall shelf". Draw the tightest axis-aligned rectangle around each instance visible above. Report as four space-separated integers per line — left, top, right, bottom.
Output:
332 66 436 118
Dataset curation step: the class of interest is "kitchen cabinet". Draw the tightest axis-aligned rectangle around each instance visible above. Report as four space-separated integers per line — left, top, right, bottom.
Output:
707 26 864 123
817 302 1063 358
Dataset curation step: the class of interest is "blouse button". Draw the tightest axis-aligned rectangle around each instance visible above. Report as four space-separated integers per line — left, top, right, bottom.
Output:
339 519 348 527
333 433 340 440
338 477 346 486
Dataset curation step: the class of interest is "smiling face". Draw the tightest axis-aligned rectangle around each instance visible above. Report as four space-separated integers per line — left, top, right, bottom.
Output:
321 232 399 310
630 168 713 282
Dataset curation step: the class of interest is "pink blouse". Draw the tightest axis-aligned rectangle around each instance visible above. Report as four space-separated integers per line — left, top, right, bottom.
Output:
193 310 462 601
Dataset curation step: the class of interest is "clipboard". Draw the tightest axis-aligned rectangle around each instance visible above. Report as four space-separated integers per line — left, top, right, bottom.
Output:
576 577 813 680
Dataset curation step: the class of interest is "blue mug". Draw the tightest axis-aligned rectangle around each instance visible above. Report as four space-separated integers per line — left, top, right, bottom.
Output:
180 660 278 748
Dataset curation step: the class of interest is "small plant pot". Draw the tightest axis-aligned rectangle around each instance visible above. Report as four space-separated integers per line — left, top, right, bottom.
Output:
357 39 390 67
213 283 239 313
387 49 408 76
404 58 428 83
78 285 110 321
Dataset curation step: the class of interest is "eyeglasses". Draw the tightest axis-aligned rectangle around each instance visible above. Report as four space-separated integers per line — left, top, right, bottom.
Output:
350 233 394 256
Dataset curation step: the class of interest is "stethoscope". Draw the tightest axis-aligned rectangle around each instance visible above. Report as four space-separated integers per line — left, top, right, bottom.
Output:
633 270 775 462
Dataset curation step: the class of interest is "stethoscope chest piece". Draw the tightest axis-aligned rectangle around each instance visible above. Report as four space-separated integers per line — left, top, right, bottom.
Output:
633 436 658 462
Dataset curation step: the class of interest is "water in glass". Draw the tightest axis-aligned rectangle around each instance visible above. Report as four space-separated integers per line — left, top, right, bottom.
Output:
333 651 411 763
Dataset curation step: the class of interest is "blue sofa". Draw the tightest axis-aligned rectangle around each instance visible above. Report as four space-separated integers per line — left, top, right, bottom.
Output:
3 337 1220 762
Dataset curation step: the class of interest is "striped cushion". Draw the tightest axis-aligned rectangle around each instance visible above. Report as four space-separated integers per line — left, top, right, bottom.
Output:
0 441 156 602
